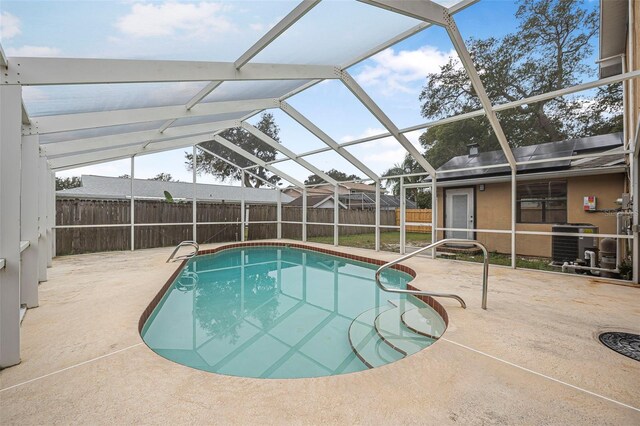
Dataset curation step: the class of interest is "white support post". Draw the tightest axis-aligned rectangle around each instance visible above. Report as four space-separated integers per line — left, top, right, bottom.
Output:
49 170 55 262
511 169 517 269
0 84 22 368
334 185 339 247
241 172 246 242
192 146 197 243
20 134 39 308
375 183 381 251
277 189 282 239
130 156 135 251
400 177 406 255
302 188 308 242
431 176 437 259
38 157 48 282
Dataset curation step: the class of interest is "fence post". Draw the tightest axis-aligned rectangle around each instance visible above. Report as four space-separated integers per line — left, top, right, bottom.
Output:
334 184 339 247
130 156 135 251
277 189 282 239
192 145 197 243
375 183 380 251
302 187 307 242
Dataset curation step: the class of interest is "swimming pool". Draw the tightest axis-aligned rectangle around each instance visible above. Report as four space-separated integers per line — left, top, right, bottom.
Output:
141 244 446 378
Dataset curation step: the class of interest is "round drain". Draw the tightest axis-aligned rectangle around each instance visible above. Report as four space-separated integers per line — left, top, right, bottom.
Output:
598 332 640 362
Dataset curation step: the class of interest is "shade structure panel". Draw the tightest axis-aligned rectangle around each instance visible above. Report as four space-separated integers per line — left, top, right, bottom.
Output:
24 82 211 117
251 0 422 66
40 121 168 144
202 80 311 103
171 111 254 128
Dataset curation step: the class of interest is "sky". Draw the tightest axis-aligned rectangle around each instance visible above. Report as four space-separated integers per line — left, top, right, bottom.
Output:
0 0 601 187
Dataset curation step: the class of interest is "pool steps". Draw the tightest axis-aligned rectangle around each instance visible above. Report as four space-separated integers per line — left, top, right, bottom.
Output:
348 301 443 368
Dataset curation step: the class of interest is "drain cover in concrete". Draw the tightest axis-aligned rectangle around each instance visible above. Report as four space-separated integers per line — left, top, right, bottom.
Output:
598 332 640 361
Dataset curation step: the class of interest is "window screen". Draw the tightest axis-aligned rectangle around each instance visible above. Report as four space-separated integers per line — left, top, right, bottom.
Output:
517 181 567 224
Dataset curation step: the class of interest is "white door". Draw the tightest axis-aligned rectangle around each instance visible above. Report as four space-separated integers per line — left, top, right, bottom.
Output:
446 188 474 240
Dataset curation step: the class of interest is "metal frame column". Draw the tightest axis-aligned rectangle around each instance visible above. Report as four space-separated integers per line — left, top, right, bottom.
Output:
38 157 49 282
192 145 197 243
400 177 406 255
241 172 246 242
0 84 22 368
431 176 437 259
334 184 339 246
130 156 135 251
20 134 39 308
302 188 308 242
375 184 381 251
277 189 282 239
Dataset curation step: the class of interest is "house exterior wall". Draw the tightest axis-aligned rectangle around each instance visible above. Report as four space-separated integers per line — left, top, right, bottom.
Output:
436 173 625 257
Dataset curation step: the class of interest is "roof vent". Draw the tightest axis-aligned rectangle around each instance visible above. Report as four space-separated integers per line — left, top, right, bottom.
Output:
467 143 479 157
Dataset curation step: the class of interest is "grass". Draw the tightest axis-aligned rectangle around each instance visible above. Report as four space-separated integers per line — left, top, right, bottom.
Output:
308 231 558 272
445 251 558 271
308 231 431 252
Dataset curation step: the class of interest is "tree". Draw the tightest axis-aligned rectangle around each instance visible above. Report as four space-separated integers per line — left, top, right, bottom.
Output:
304 169 362 185
55 176 81 191
185 113 281 188
382 156 431 209
150 173 175 182
418 0 617 169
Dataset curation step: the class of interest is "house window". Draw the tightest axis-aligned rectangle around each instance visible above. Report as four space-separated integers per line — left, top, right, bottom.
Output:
517 181 567 224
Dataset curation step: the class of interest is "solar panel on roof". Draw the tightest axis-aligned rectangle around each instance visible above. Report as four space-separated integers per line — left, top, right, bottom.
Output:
532 139 576 155
573 132 623 151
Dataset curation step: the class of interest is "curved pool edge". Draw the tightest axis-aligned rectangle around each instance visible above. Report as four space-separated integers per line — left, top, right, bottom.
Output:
138 241 449 342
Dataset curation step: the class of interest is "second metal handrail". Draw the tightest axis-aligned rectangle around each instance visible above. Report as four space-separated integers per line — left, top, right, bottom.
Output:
166 241 200 263
375 239 489 309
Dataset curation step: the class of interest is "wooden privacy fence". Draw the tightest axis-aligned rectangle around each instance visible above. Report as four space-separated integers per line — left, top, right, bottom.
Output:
396 208 432 233
56 199 397 255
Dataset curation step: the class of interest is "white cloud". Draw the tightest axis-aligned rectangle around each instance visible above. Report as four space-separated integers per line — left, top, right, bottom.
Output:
0 12 21 40
5 45 62 57
116 1 234 38
339 128 425 173
355 46 456 95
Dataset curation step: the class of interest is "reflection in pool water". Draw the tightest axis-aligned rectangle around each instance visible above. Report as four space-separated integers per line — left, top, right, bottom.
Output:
141 246 438 378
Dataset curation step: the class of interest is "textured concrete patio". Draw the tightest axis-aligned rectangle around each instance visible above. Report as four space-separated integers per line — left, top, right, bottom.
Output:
1 240 639 425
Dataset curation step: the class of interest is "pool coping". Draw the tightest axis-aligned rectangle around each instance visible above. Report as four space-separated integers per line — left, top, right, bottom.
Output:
137 241 449 340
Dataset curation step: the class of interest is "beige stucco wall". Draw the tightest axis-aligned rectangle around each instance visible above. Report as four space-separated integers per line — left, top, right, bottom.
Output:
436 173 625 258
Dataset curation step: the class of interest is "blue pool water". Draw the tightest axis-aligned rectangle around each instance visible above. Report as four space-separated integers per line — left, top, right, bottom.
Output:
141 246 445 378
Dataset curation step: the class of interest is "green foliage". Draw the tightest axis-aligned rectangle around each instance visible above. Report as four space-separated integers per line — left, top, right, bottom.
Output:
151 173 175 182
305 169 362 185
55 176 82 191
185 113 281 188
417 0 619 170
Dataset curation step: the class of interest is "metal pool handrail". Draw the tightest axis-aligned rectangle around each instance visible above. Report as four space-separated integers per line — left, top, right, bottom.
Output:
374 239 490 309
166 241 200 263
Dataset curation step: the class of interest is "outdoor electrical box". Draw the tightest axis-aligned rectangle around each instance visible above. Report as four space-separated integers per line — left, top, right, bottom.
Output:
583 196 596 211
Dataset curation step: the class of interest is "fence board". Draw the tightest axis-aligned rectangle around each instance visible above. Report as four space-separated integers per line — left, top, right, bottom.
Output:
396 208 432 233
56 199 399 255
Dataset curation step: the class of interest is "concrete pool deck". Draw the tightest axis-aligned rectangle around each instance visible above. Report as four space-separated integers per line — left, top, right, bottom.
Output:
1 240 639 425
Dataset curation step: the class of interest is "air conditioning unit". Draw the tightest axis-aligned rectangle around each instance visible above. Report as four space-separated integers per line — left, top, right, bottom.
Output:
551 224 598 264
